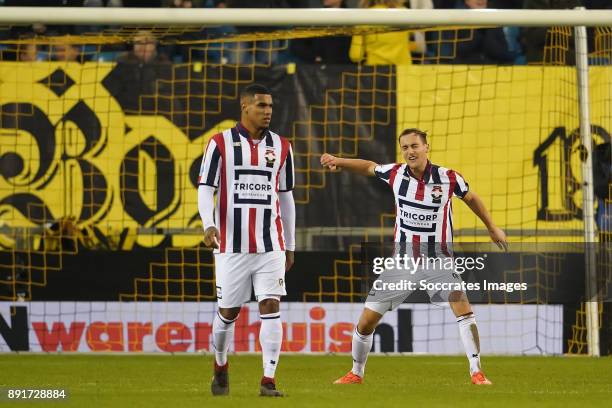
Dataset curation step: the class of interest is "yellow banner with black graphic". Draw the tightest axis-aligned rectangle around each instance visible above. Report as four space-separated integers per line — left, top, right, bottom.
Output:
397 65 612 241
0 62 232 248
2 62 611 247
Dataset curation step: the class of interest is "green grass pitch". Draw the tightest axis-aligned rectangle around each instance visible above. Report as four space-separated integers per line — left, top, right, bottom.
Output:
1 354 611 407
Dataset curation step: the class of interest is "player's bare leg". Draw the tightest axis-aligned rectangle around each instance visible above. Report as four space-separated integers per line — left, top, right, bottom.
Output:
211 306 240 396
258 298 284 397
449 291 492 385
334 307 384 384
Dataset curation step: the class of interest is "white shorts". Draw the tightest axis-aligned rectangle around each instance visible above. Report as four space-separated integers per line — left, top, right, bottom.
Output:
214 251 286 308
365 259 464 315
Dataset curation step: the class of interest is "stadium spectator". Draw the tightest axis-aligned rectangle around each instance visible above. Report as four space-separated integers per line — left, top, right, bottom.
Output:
349 0 412 65
487 0 522 6
18 43 38 62
52 43 84 62
118 30 169 65
83 0 122 5
0 36 38 62
122 0 163 6
165 0 211 63
585 0 612 8
171 0 194 6
216 0 289 65
446 0 517 65
3 0 84 5
289 0 354 65
432 0 454 7
522 0 582 65
104 30 172 113
408 0 434 60
593 142 612 232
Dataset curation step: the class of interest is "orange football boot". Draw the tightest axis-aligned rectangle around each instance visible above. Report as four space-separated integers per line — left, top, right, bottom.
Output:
333 371 363 384
471 371 493 385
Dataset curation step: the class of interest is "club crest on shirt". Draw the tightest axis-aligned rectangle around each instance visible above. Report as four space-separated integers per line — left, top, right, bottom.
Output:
265 148 276 165
431 185 443 203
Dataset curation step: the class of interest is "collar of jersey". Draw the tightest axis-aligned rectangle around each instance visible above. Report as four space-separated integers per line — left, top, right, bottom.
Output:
236 122 270 145
405 160 432 183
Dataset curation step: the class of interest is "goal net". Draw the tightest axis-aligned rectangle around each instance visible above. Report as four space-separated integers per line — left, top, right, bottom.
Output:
0 8 609 356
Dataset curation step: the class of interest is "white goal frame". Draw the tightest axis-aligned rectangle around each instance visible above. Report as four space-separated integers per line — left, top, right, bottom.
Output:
0 6 604 356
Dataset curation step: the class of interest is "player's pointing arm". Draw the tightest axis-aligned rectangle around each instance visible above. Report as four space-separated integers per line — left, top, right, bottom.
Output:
320 153 377 176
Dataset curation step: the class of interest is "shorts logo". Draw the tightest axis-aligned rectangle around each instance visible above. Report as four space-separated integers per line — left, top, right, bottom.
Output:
265 148 276 165
278 278 284 287
215 285 222 299
431 185 443 203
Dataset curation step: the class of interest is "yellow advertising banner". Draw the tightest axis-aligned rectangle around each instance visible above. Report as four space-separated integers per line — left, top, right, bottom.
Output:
397 65 612 241
2 62 611 247
0 62 232 248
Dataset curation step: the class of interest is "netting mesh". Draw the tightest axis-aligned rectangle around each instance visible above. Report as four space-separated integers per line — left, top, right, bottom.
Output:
0 23 609 354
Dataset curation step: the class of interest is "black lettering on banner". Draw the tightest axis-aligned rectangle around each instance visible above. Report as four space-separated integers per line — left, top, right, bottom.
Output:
59 101 109 222
0 103 56 186
397 308 413 352
0 306 29 351
533 125 611 221
0 103 57 223
120 136 177 226
189 154 203 188
372 323 394 352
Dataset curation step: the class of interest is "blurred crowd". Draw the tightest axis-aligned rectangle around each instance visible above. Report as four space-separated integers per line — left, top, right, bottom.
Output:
0 0 611 65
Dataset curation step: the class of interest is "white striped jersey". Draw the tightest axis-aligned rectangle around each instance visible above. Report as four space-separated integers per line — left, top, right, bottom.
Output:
198 123 294 253
374 161 469 256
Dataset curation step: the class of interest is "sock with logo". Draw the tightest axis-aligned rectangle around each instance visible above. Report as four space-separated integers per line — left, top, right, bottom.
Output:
260 312 283 378
212 311 237 366
457 313 481 375
351 327 373 377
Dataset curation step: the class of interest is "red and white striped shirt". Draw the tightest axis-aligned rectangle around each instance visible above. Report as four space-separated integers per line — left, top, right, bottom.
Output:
198 123 294 253
374 161 469 255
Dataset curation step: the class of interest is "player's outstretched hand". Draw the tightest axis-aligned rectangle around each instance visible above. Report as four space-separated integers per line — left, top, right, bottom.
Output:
489 226 508 251
285 250 294 272
320 153 339 171
203 226 220 249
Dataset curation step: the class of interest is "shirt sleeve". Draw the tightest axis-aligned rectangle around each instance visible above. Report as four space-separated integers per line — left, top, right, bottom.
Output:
279 191 295 251
453 171 470 198
198 185 216 230
198 137 222 188
278 142 295 192
374 163 398 185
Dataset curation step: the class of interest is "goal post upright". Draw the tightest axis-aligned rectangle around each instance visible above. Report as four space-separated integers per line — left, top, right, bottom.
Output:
574 14 600 357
